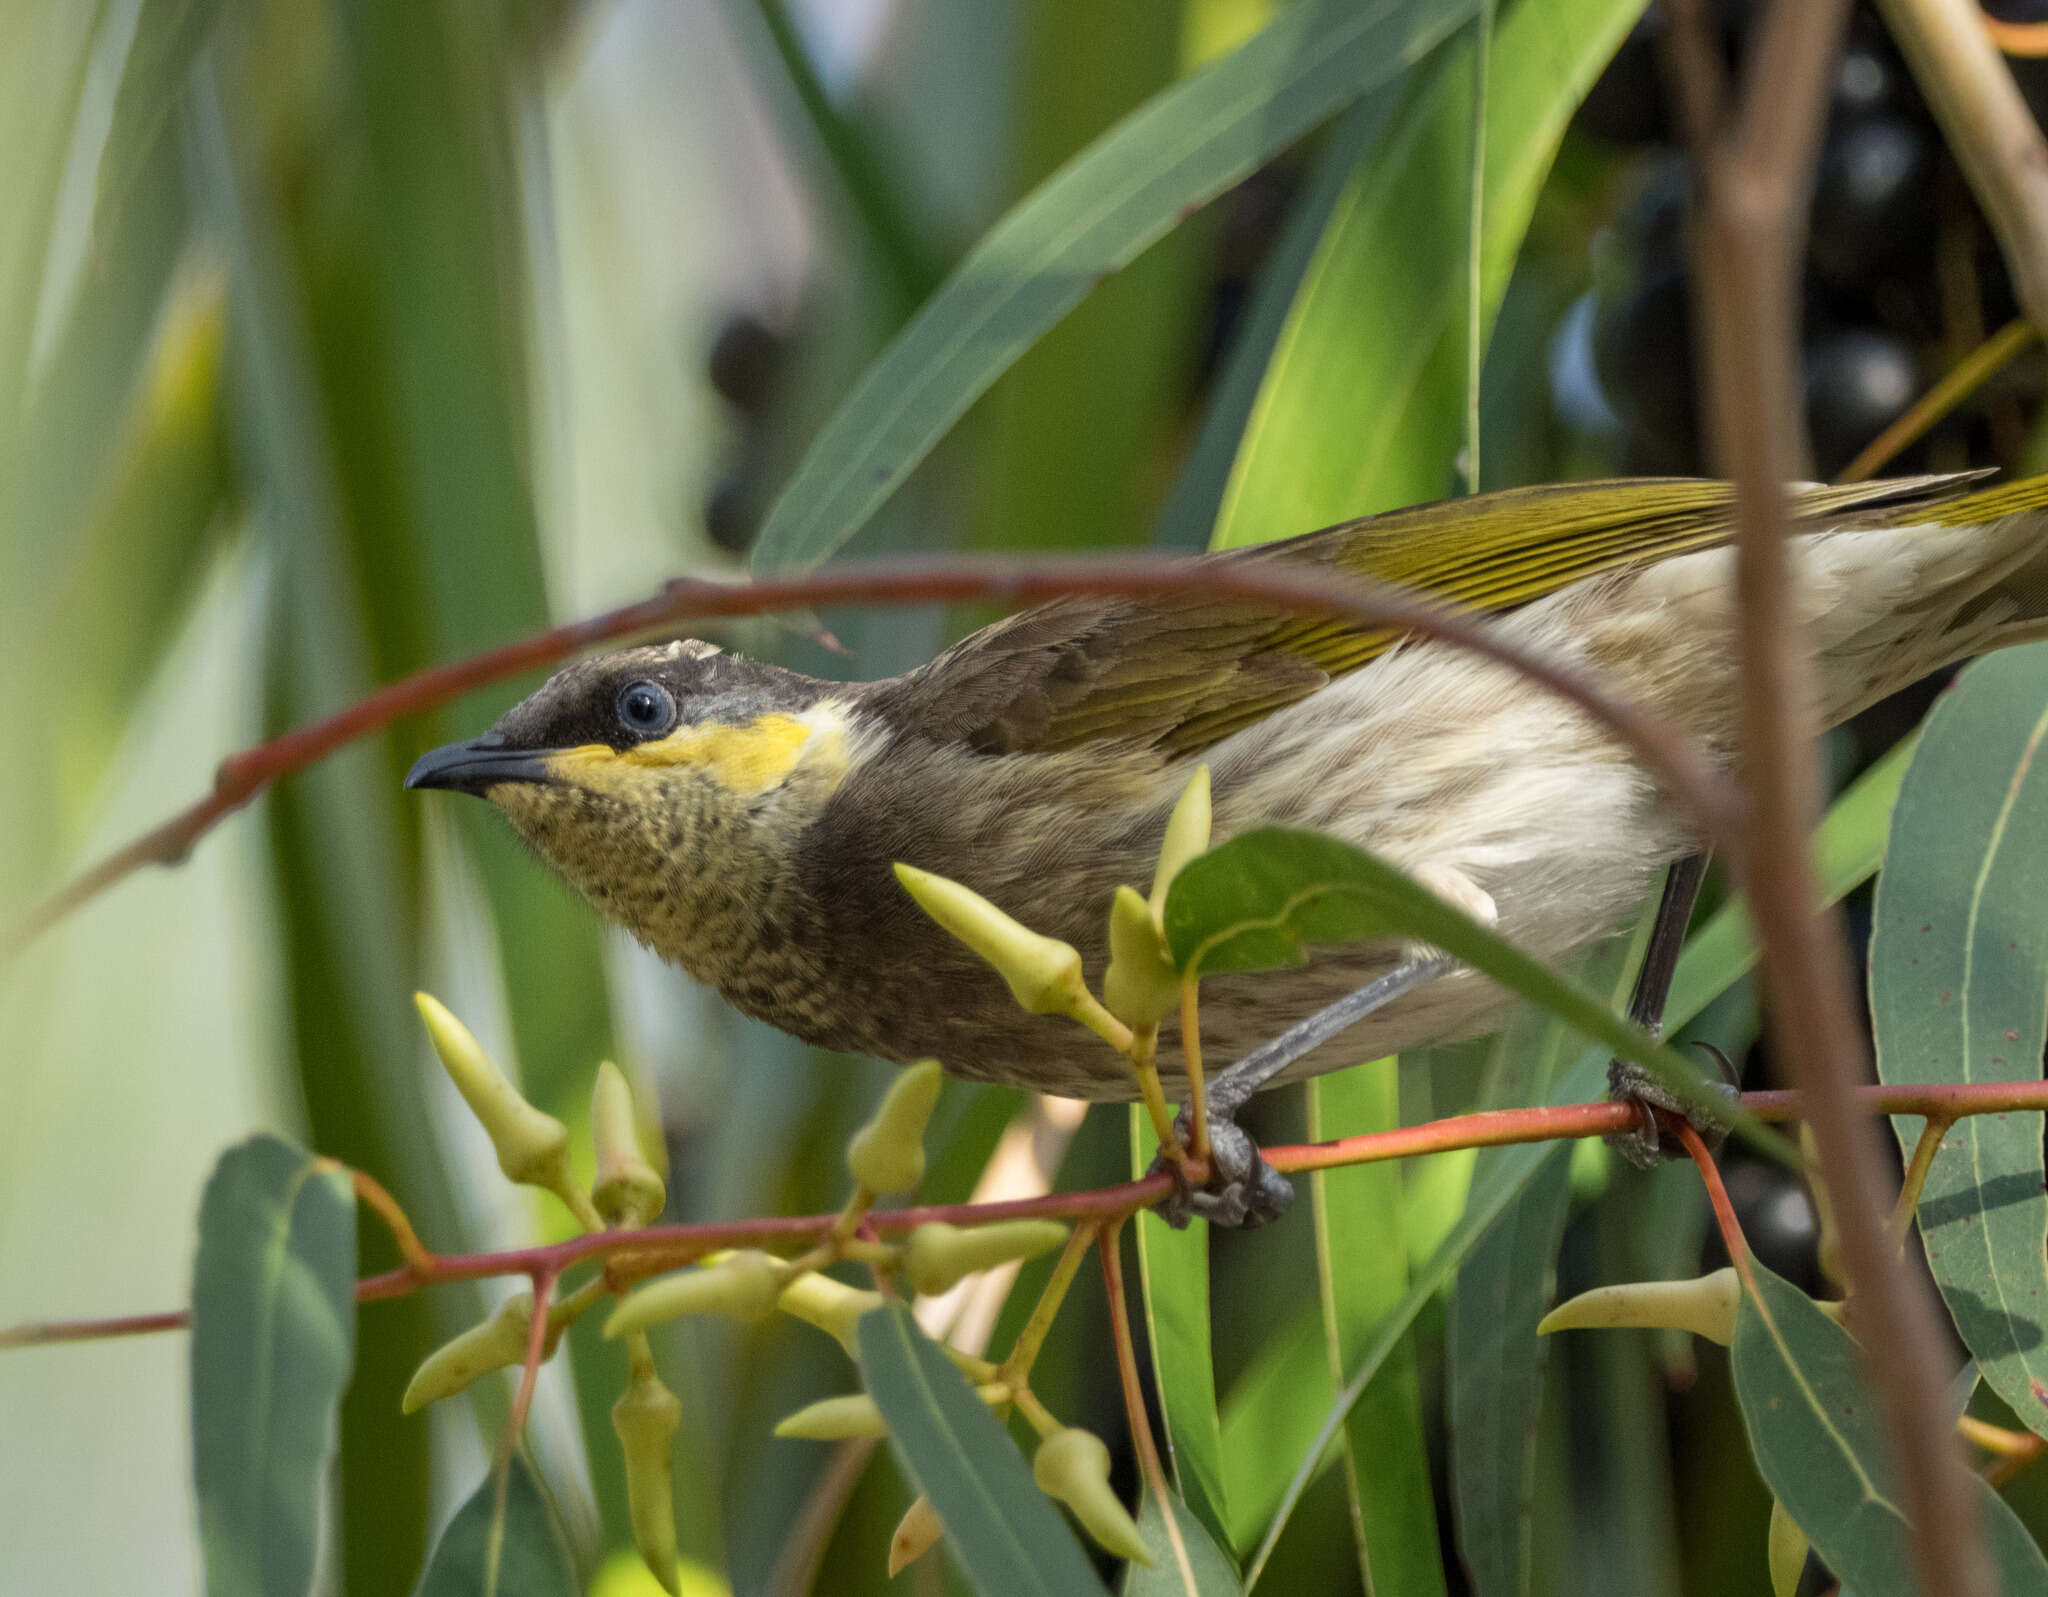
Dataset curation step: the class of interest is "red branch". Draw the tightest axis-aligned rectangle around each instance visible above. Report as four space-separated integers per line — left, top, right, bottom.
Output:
1 554 1740 962
8 1076 2042 1352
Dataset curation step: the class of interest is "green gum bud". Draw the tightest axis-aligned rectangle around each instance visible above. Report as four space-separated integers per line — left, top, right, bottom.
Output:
402 1292 565 1414
774 1393 888 1441
1537 1267 1742 1346
1031 1428 1150 1565
777 1273 884 1358
1149 766 1211 917
1103 885 1179 1028
613 1360 684 1596
1768 1499 1809 1597
888 1495 944 1576
902 1220 1069 1297
892 865 1090 1018
590 1060 667 1228
414 993 573 1198
606 1251 785 1338
845 1060 943 1196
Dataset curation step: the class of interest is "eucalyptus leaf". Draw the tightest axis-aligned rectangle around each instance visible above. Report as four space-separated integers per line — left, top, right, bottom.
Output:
1131 1110 1234 1553
1730 1262 2048 1594
858 1301 1112 1597
413 1458 576 1597
1123 1486 1246 1596
190 1135 357 1597
749 0 1477 574
1870 645 2048 1438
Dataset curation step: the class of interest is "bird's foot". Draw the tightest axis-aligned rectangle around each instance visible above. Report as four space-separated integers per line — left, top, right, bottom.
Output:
1604 1045 1741 1170
1150 1105 1294 1230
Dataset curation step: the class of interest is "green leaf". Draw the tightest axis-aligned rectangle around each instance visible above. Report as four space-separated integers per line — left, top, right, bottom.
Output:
1122 1486 1245 1596
858 1300 1113 1597
1130 1109 1234 1555
1161 827 1742 1132
1871 645 2048 1438
94 0 225 248
1308 1062 1446 1596
190 1135 357 1597
1667 734 1912 1033
414 1458 576 1597
1731 1262 2048 1594
749 0 1478 574
1245 1047 1608 1586
1219 1308 1336 1555
1210 0 1645 548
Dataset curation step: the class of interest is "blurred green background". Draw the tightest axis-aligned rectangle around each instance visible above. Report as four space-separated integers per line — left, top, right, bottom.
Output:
9 1 2048 1593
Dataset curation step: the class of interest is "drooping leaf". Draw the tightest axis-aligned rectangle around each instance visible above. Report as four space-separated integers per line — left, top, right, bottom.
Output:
1122 1485 1246 1596
749 0 1478 574
414 1458 576 1597
1130 1109 1234 1556
858 1301 1112 1597
1161 827 1740 1130
1210 0 1646 548
1871 646 2048 1438
1308 1061 1445 1596
190 1135 357 1597
1731 1262 2048 1594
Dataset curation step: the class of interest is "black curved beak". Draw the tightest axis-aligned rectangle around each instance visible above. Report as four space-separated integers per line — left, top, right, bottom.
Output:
404 734 556 796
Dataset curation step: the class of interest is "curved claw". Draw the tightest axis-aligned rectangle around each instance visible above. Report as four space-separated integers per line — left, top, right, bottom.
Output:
1605 1045 1741 1171
1149 1112 1295 1231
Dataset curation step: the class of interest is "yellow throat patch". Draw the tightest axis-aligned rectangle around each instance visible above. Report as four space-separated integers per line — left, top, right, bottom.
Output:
546 711 841 799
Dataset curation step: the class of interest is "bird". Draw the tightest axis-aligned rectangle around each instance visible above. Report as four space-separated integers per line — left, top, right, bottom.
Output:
406 472 2048 1219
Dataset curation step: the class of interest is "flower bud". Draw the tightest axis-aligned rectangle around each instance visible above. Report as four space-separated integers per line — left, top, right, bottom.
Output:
402 1291 565 1413
892 865 1090 1018
606 1251 785 1338
414 993 572 1198
1768 1498 1808 1597
590 1061 667 1229
774 1394 888 1441
845 1060 942 1196
888 1495 945 1576
903 1220 1069 1297
1537 1268 1741 1346
1150 766 1211 916
613 1359 684 1596
1103 885 1179 1028
777 1273 884 1358
1031 1427 1150 1565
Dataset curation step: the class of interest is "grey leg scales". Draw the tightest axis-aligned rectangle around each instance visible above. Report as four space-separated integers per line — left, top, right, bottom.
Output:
1154 955 1456 1229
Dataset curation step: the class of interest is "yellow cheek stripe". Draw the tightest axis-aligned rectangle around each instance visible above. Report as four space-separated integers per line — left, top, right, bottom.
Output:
545 712 839 798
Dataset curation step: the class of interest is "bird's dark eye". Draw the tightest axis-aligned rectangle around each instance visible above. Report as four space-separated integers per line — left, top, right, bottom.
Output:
615 680 677 737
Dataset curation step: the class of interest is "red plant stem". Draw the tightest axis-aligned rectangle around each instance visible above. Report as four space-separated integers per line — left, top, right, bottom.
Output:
10 1074 2047 1352
1669 0 1987 1587
1101 1219 1199 1585
2 555 1738 963
1675 1117 1754 1291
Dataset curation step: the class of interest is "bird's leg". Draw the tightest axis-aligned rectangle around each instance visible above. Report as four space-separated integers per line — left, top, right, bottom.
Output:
1604 852 1737 1167
1152 955 1457 1230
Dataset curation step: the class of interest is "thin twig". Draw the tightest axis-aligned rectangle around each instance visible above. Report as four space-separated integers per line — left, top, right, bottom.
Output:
14 1076 2048 1352
1675 1117 1754 1291
350 1168 437 1275
1 554 1739 964
1887 1115 1955 1246
1840 317 2040 482
1101 1220 1197 1591
1668 1 1991 1590
1880 0 2048 330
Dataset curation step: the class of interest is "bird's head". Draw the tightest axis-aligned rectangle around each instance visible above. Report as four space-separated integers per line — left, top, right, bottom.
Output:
405 640 854 963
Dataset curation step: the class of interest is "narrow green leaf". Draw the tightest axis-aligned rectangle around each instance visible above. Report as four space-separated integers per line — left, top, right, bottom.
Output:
1131 1109 1234 1555
858 1301 1113 1597
749 0 1478 574
414 1458 576 1597
1123 1486 1245 1596
1219 1308 1335 1555
1308 1062 1446 1596
1246 1048 1608 1587
94 0 225 247
1211 0 1645 547
190 1135 357 1597
1731 1262 2048 1594
1666 734 1912 1032
1162 827 1752 1137
1871 646 2048 1438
